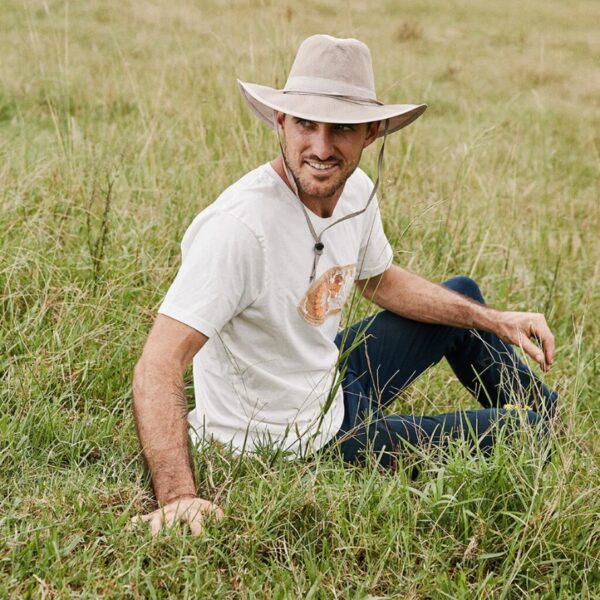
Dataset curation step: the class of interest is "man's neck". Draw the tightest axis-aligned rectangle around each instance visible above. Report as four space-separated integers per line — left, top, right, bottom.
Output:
270 156 342 219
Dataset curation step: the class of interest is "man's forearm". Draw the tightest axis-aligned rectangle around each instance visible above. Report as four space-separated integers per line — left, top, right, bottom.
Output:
361 266 498 331
360 265 555 371
132 359 196 505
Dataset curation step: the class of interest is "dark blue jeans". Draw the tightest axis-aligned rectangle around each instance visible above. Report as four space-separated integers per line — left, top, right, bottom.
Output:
328 276 557 467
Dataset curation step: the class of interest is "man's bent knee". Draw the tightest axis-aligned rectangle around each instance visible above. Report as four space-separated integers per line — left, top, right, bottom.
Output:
442 275 485 304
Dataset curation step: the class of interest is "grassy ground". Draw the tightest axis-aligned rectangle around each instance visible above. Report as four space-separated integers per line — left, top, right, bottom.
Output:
1 0 599 597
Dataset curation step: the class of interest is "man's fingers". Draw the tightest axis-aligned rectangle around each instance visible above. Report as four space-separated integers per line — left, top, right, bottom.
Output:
163 508 180 529
137 512 156 523
517 333 546 369
544 344 555 369
529 320 555 371
149 512 164 536
131 510 160 525
132 499 224 537
186 503 223 536
540 330 556 368
499 311 557 372
190 502 224 521
188 516 204 537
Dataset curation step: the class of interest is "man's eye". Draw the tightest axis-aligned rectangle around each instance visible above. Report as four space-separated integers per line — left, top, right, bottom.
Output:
296 119 315 128
335 124 354 132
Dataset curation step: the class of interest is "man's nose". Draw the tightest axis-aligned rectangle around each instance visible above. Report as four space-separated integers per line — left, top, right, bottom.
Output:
311 126 335 160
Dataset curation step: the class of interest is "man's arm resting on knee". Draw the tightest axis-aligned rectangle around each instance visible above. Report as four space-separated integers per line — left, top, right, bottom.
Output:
132 314 223 535
357 265 555 371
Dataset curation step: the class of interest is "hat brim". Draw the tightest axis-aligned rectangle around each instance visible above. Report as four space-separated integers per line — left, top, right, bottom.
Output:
238 80 426 138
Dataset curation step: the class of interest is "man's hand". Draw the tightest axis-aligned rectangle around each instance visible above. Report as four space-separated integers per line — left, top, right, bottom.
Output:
493 311 556 372
358 267 557 372
133 496 224 537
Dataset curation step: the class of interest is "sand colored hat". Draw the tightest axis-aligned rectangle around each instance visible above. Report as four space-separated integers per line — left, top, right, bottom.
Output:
238 34 426 136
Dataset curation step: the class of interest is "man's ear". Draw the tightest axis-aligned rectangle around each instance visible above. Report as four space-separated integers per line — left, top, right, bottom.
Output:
275 112 286 135
363 120 380 148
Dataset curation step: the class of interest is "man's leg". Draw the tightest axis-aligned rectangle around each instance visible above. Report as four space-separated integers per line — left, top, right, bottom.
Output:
331 394 542 468
337 276 557 415
332 276 557 464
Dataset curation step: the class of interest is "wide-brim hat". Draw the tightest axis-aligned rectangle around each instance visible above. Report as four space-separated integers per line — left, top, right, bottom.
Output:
238 34 427 138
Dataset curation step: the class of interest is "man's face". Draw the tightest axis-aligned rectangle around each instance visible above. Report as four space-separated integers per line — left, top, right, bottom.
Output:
276 113 379 203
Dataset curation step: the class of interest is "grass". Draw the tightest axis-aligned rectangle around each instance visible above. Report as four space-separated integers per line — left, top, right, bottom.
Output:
1 0 599 597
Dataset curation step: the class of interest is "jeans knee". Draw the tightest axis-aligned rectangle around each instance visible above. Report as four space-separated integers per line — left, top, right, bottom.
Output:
525 410 543 428
443 276 484 303
505 408 551 446
527 410 554 462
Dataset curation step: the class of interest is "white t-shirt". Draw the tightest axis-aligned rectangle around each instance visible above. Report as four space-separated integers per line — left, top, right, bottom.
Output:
159 162 393 455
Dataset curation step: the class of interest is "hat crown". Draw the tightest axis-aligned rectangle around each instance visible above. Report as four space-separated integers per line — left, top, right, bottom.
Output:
284 35 377 101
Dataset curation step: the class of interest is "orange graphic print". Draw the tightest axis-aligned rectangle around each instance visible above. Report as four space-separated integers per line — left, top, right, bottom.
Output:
298 264 356 326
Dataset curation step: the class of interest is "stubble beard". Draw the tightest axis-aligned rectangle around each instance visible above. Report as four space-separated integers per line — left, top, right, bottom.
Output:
283 147 358 200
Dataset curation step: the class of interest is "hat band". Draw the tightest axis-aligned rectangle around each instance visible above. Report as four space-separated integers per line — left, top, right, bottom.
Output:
282 90 383 106
284 75 377 100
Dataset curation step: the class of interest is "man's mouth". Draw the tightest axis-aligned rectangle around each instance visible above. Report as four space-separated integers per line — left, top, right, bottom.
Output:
305 160 338 172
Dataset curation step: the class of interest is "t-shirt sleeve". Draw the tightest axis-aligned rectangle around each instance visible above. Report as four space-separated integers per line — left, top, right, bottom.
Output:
158 210 264 337
356 195 394 280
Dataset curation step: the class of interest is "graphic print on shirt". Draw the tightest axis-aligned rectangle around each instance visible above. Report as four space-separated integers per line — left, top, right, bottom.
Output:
298 264 356 326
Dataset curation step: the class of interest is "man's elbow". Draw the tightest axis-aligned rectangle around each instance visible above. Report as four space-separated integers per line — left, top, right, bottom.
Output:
357 271 389 306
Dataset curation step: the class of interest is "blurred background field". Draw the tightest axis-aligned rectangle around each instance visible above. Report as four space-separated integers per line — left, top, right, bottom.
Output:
1 0 599 597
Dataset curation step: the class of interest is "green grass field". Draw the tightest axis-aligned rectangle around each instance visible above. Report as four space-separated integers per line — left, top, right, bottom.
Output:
1 0 599 597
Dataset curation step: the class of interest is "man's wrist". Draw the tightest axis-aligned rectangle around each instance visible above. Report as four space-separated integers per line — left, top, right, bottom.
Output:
471 304 501 333
161 492 197 506
152 470 197 506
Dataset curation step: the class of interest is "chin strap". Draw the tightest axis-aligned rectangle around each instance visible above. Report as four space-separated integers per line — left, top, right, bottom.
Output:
275 115 389 283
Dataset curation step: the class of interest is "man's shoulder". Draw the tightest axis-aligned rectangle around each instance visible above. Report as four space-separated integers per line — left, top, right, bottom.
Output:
214 162 281 210
180 163 280 251
207 161 291 231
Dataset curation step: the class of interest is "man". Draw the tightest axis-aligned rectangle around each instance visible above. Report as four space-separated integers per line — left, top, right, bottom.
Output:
132 35 557 536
